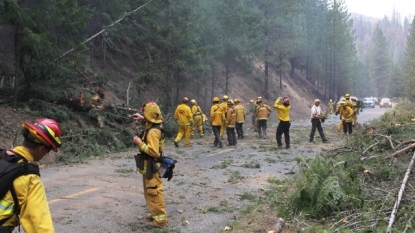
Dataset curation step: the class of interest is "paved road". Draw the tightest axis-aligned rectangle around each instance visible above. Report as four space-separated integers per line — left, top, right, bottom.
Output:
17 104 392 233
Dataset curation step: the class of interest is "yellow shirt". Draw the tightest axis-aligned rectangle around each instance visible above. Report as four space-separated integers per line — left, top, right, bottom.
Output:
273 98 290 122
256 103 271 120
0 146 55 233
234 104 245 123
174 103 193 125
210 104 225 126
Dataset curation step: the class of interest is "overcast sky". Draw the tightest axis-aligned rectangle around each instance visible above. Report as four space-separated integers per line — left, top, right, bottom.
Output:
344 0 414 19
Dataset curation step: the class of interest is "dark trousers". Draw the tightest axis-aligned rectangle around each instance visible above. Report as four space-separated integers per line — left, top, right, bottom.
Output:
276 121 291 148
310 119 326 142
235 122 244 139
212 125 222 146
343 121 353 134
257 119 267 137
226 127 237 145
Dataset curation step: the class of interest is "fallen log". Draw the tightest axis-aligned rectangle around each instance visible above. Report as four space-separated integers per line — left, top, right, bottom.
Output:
386 151 415 232
391 143 415 157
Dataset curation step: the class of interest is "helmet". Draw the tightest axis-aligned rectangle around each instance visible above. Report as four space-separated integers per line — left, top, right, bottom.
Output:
190 99 196 104
249 99 254 103
227 100 234 105
351 97 357 101
344 93 350 98
340 101 346 106
330 99 332 101
257 96 262 100
22 118 62 152
142 101 163 124
283 97 290 104
223 95 229 100
234 98 240 103
213 96 220 102
182 97 189 103
314 99 320 103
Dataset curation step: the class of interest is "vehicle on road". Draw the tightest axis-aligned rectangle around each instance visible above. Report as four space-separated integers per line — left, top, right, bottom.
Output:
373 97 378 105
363 97 376 108
379 98 392 108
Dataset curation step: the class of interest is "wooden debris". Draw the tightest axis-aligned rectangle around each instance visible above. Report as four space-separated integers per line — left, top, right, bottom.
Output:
392 143 415 157
386 151 415 232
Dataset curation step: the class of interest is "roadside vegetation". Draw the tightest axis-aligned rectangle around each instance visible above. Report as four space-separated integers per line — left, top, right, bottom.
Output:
227 102 415 233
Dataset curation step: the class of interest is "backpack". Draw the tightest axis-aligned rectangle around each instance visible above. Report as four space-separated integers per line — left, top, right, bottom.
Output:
0 149 40 226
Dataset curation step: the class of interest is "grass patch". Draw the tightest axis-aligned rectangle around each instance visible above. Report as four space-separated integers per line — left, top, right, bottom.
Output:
228 171 243 184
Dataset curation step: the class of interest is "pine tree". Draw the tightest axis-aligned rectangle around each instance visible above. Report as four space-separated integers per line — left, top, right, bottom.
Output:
402 17 415 101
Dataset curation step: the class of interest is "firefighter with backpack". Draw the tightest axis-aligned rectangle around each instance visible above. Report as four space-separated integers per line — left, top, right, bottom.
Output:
132 101 169 229
0 118 62 233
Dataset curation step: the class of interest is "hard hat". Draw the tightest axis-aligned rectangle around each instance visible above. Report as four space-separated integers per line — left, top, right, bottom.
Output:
223 95 229 100
142 101 163 124
249 99 254 103
190 99 196 104
182 97 189 103
283 97 290 103
351 97 357 101
213 96 220 102
340 101 346 106
330 99 332 101
314 99 320 103
234 98 240 103
344 93 350 98
22 119 62 152
227 100 234 105
257 96 262 100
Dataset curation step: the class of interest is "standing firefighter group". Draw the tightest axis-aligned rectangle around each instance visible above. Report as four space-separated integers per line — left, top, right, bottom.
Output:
1 92 364 232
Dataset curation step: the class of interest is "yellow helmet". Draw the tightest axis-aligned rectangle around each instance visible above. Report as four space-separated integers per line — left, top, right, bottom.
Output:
249 99 254 103
344 93 350 98
213 96 220 102
234 98 240 103
142 101 163 123
227 100 234 105
340 101 346 106
223 95 229 100
190 99 197 104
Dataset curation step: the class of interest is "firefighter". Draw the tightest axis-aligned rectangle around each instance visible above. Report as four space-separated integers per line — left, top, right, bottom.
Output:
234 98 246 139
226 100 237 146
273 97 291 149
173 97 193 147
256 97 272 139
210 97 225 148
190 99 204 137
219 95 229 139
328 99 335 114
338 101 354 135
132 102 168 228
335 93 353 131
0 119 62 233
249 99 257 131
350 97 359 126
310 99 329 143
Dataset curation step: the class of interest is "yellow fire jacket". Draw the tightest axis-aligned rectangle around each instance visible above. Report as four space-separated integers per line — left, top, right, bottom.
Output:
210 104 225 126
256 103 272 120
0 146 54 233
136 123 164 174
273 98 290 122
339 106 354 123
226 107 236 128
234 104 245 123
174 103 193 125
191 105 203 118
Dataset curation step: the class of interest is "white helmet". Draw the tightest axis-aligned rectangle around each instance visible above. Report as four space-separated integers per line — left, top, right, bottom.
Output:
330 99 332 101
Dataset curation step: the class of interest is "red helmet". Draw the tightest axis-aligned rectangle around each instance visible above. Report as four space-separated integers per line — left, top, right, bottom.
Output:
283 97 290 103
22 118 62 152
182 97 189 103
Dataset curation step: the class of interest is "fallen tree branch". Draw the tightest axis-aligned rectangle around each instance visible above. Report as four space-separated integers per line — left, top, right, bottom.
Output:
386 151 415 233
394 140 415 150
372 134 394 149
391 143 415 157
363 141 380 155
